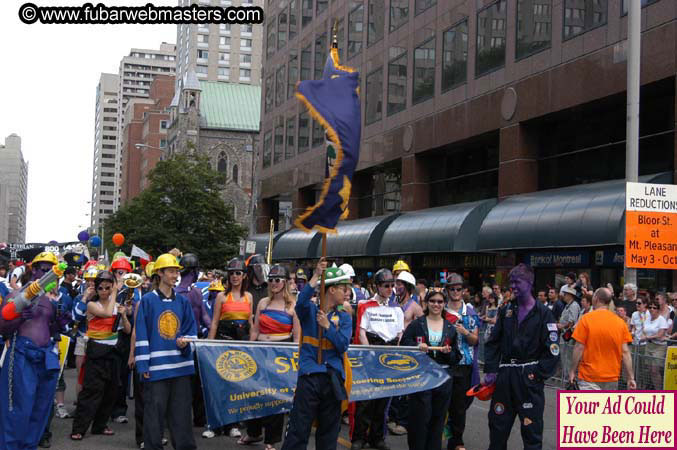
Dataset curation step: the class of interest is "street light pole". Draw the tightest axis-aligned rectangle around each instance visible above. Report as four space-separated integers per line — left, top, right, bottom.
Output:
624 0 641 287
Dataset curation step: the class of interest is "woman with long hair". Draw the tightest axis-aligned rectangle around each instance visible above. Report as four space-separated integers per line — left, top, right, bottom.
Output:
240 265 301 449
640 298 669 389
208 257 253 438
401 290 461 450
480 292 499 340
71 270 131 440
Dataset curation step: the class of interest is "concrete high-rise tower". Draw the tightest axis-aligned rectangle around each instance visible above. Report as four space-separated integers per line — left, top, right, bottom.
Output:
0 134 28 243
174 0 263 90
90 73 120 234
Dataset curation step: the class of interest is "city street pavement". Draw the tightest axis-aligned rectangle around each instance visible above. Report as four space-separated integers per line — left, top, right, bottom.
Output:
50 368 557 449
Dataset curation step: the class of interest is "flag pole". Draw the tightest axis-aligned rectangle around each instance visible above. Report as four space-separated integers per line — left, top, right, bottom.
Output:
266 218 274 265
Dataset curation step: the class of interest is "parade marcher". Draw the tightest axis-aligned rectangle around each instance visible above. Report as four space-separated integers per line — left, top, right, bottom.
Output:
71 270 131 440
110 256 136 424
134 253 198 450
204 279 224 323
443 273 479 450
386 270 423 436
484 264 559 450
353 270 404 450
176 253 211 434
51 265 75 420
72 266 100 396
281 259 352 450
208 257 253 438
246 254 269 313
401 289 461 450
242 264 301 449
0 252 70 450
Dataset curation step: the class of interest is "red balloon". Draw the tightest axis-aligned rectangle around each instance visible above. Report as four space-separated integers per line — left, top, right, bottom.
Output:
112 233 125 247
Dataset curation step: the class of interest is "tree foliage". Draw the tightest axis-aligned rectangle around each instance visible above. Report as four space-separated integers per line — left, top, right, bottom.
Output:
103 153 245 269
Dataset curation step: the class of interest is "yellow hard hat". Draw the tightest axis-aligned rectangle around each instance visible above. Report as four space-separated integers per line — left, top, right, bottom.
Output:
145 261 156 278
154 253 183 272
84 266 99 280
32 252 58 266
96 263 108 271
208 280 225 292
393 260 410 272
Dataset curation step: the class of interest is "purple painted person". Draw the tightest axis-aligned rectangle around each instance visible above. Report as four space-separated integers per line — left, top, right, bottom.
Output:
482 264 559 450
0 252 70 450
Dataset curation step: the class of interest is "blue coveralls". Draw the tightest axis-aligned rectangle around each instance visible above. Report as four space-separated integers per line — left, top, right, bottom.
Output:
281 284 352 450
484 301 559 450
0 329 60 449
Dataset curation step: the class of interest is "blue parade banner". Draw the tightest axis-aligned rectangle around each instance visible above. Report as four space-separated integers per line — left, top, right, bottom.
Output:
195 342 450 428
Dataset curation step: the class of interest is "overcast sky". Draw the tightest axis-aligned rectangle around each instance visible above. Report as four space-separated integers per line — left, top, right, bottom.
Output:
0 1 175 243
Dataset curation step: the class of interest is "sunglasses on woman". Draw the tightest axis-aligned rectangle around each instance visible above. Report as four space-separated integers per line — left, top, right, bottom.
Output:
269 278 285 283
649 306 659 310
230 271 243 276
428 299 445 305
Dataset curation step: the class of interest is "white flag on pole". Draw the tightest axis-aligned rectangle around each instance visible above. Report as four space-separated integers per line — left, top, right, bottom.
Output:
131 244 150 261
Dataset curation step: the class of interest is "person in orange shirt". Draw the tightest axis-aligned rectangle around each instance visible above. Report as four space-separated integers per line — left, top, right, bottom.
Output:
568 287 637 390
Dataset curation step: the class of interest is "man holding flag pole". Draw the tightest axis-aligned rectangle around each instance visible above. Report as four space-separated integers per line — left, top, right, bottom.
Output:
282 19 362 450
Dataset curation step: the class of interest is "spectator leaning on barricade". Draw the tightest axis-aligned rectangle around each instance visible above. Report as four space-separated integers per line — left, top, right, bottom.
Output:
568 288 636 390
549 287 565 321
401 289 461 450
641 298 669 389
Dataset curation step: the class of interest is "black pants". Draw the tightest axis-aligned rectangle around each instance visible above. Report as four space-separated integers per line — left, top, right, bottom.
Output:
388 395 408 427
111 333 131 418
192 354 206 427
488 365 545 450
407 373 453 450
72 346 120 435
246 414 284 445
134 370 145 446
353 397 389 445
143 375 196 450
446 364 472 449
281 373 342 450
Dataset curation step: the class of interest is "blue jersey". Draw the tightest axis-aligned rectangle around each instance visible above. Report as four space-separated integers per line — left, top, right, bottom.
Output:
296 284 351 380
134 288 197 382
57 287 73 318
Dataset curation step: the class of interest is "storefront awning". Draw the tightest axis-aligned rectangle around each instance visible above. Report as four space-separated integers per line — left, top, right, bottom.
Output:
378 200 497 255
476 172 673 251
272 229 321 260
247 232 285 255
311 214 401 258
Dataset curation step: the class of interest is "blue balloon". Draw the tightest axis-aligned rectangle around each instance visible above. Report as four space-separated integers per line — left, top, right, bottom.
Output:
90 236 101 247
78 230 90 242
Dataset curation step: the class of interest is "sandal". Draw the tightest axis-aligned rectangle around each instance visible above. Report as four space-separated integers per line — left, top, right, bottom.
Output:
265 445 276 450
237 435 263 445
93 427 115 436
70 433 83 441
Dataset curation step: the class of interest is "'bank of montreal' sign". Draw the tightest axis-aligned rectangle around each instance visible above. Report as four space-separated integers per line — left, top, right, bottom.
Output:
526 251 590 268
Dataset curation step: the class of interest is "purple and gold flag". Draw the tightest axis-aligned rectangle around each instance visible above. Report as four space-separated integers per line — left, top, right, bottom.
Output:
294 47 361 233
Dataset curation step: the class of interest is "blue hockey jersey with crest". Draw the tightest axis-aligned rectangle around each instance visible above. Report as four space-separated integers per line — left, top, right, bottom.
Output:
134 288 197 382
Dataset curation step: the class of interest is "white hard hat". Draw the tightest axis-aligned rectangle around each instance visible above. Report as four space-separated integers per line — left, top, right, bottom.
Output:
396 271 416 287
338 263 355 278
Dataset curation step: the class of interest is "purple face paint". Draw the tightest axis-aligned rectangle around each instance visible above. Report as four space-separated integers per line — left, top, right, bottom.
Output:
510 273 536 324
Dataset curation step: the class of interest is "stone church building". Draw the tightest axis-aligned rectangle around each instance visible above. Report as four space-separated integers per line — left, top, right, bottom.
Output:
167 69 260 233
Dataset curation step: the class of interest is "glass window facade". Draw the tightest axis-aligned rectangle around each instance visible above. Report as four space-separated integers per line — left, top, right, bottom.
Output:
348 5 364 58
302 0 313 27
274 124 284 164
263 131 272 168
278 12 288 49
298 112 310 153
287 51 298 99
387 48 407 116
314 33 327 80
276 65 286 107
563 0 607 40
517 0 552 59
267 20 276 58
413 38 435 104
289 0 297 40
442 20 468 91
367 0 385 46
365 67 383 124
286 117 296 160
415 0 435 16
301 44 312 80
476 0 507 76
312 120 324 148
317 0 328 15
265 74 274 112
389 0 408 32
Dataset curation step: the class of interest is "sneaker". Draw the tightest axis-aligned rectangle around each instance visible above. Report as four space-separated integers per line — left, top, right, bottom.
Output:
202 428 216 439
350 440 364 450
229 427 242 438
373 441 390 450
55 404 71 419
113 415 129 424
387 422 407 435
139 443 144 449
162 437 168 445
